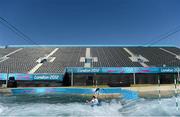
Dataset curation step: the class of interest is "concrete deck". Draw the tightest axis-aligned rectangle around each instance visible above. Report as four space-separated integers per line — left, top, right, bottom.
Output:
123 84 180 98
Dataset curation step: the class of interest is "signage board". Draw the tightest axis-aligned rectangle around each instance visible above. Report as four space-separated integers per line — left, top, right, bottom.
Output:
0 73 63 81
33 74 63 81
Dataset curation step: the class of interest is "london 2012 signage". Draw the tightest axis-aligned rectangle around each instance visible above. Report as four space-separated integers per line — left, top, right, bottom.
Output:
0 67 180 81
33 74 63 80
78 68 100 73
68 67 179 74
160 67 180 73
0 73 64 81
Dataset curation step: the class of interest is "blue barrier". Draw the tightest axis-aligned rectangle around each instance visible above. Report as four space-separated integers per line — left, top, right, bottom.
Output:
99 88 139 100
0 73 63 81
67 67 180 74
1 67 179 81
11 87 139 100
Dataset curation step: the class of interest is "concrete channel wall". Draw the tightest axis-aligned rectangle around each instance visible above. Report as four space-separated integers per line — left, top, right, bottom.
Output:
0 87 139 100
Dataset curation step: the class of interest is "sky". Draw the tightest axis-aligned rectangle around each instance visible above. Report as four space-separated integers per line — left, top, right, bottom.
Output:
0 0 180 46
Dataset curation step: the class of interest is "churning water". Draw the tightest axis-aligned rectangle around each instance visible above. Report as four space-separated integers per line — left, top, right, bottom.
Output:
0 94 180 117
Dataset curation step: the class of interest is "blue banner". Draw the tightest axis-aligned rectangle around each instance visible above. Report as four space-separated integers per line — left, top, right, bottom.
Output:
101 67 160 73
160 67 180 73
0 73 63 81
67 67 179 74
0 67 180 80
0 73 33 80
33 74 63 81
0 73 7 80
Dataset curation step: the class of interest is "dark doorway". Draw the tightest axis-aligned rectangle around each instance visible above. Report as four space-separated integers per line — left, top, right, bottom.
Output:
63 73 71 86
86 76 93 86
160 74 173 84
7 76 17 88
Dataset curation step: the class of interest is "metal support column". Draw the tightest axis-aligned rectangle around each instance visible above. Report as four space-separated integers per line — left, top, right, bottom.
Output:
174 74 179 110
133 73 136 85
71 69 74 86
5 73 9 88
94 73 97 88
5 66 9 88
157 75 161 104
178 67 180 81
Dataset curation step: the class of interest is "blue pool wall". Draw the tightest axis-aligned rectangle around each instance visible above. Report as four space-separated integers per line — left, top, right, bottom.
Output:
11 87 139 100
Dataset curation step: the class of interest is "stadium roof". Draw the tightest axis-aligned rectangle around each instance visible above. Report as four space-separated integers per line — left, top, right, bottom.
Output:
0 44 178 48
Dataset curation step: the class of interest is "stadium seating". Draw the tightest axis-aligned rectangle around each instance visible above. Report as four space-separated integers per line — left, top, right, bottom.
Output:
35 48 86 73
91 47 142 67
0 47 180 73
0 48 53 73
0 48 17 57
127 47 180 67
163 47 180 55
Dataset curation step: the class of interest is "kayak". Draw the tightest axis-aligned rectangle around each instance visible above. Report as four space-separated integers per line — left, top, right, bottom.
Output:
91 103 101 107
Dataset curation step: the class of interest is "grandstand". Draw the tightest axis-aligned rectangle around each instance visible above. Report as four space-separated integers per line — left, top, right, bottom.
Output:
0 45 180 87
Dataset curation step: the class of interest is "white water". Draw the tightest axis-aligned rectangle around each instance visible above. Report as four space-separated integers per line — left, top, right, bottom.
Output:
0 95 180 117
